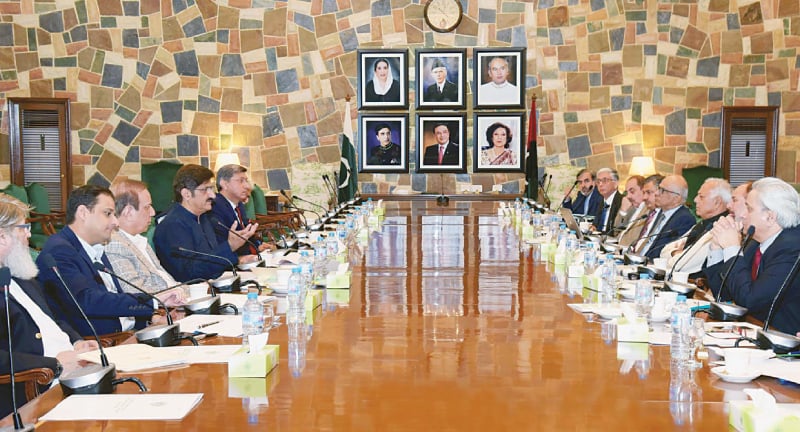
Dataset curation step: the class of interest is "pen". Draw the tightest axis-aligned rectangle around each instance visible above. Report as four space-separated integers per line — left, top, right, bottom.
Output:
197 320 221 329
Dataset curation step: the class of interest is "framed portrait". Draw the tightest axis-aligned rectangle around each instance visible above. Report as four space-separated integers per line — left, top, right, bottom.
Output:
416 114 466 173
415 49 467 110
473 48 525 109
357 49 409 110
359 114 409 173
473 113 525 173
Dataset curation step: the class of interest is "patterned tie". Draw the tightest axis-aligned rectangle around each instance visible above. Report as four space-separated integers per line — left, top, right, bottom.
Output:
751 248 762 280
438 146 445 164
635 211 665 254
235 206 258 255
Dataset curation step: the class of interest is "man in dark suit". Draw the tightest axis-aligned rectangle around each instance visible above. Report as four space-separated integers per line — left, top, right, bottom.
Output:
592 168 624 234
638 174 695 260
154 164 257 282
563 168 602 216
424 59 458 103
705 178 800 334
211 164 269 257
0 193 98 418
36 185 183 337
422 122 460 166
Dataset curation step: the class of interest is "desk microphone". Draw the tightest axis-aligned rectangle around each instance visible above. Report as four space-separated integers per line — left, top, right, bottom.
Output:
39 255 146 396
322 174 339 208
92 263 180 347
555 180 579 212
215 221 263 261
281 190 324 219
175 247 240 293
708 225 755 321
1 267 34 432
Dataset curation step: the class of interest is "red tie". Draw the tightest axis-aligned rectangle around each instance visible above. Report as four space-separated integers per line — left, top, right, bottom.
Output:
438 146 445 164
235 206 258 255
751 248 762 280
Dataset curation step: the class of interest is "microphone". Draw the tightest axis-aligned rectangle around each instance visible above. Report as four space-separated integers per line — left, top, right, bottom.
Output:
322 174 339 209
555 180 579 212
175 247 240 293
92 263 181 348
708 225 756 321
1 268 34 432
292 192 328 213
214 221 263 262
280 190 322 221
39 255 127 397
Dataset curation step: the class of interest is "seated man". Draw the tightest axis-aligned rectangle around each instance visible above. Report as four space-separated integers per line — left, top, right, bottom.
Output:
105 179 181 293
154 164 257 282
562 168 601 216
614 175 645 230
619 174 662 248
0 193 98 418
705 178 800 334
36 185 183 337
211 164 271 257
591 168 623 234
660 178 731 275
636 174 695 260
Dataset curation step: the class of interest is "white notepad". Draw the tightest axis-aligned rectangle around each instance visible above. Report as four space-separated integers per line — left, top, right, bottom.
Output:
40 393 204 421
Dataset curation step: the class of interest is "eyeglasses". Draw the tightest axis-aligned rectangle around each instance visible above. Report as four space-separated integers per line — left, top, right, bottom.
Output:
194 186 216 194
658 186 681 196
596 178 615 184
13 223 31 232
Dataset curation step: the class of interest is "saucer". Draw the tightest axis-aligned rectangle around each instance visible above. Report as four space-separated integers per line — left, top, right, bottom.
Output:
618 289 636 300
711 366 760 384
595 308 623 320
238 259 264 271
268 283 288 295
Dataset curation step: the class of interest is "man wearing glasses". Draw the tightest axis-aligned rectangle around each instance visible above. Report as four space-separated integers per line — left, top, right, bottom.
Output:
154 164 257 282
562 168 601 217
636 174 695 260
591 168 624 234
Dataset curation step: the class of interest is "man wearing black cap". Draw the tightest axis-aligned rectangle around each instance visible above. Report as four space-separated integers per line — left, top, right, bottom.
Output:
424 58 458 102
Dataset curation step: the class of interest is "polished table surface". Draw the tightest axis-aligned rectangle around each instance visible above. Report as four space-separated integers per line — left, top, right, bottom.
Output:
4 201 800 430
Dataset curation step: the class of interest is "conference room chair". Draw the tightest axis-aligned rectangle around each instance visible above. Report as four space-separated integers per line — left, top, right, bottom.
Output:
0 368 55 401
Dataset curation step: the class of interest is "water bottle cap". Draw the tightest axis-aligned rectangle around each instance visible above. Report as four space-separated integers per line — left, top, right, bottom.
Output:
677 295 687 302
606 253 614 259
639 273 650 280
300 250 310 256
292 266 302 273
247 292 258 299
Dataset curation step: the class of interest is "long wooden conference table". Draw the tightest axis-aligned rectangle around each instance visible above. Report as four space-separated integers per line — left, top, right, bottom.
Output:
4 199 800 430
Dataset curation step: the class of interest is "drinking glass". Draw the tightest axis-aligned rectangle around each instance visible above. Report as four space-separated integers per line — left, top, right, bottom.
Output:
634 281 654 319
687 317 705 369
262 303 276 330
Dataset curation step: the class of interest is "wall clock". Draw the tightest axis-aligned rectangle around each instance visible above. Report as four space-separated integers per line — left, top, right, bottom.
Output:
423 0 463 33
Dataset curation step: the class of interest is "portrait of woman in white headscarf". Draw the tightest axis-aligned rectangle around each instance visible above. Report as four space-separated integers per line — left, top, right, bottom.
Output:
365 57 401 103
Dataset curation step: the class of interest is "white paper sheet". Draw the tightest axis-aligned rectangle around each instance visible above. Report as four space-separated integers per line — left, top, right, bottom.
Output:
40 393 203 421
160 345 243 364
77 344 187 371
176 314 243 337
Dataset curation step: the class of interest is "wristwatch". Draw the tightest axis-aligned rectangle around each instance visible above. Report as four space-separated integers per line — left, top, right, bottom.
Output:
53 360 63 379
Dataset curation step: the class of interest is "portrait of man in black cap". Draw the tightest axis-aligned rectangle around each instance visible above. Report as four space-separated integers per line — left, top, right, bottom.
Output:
423 58 458 102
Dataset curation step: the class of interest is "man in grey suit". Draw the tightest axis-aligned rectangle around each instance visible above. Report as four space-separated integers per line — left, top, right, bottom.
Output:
105 179 186 295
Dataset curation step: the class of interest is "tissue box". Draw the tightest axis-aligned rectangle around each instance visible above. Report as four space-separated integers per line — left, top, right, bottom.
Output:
730 401 800 432
228 345 280 377
582 274 601 291
325 271 351 289
616 316 649 343
327 288 350 305
305 288 323 310
228 370 280 398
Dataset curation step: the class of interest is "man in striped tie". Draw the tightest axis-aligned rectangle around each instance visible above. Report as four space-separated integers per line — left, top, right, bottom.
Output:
704 178 800 335
211 164 271 257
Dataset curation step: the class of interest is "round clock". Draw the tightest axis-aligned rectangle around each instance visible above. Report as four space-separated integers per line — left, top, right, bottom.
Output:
424 0 463 33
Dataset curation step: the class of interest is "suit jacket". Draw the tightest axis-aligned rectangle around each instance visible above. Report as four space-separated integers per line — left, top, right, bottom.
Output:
593 191 624 234
644 206 698 260
424 80 458 102
0 278 81 418
154 204 239 282
105 230 175 293
564 188 602 216
422 142 460 166
704 227 800 334
618 215 648 248
36 226 154 337
210 194 261 256
614 202 645 232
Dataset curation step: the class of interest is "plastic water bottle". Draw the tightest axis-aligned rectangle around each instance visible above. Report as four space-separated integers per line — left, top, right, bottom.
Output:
287 266 305 321
299 249 313 288
326 231 338 256
366 197 374 214
337 220 347 241
241 292 264 346
670 295 692 363
599 254 617 304
584 242 598 274
288 322 307 378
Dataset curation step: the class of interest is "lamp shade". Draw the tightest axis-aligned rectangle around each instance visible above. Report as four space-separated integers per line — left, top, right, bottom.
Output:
214 152 240 170
629 156 656 176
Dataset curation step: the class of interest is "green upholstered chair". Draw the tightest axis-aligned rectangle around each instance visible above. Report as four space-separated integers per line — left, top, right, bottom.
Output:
682 164 725 209
2 184 57 249
25 183 65 246
250 184 269 216
141 160 183 215
1 184 28 204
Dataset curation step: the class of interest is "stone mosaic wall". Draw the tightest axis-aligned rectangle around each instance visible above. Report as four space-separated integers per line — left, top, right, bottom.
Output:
0 0 797 198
